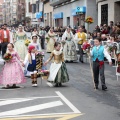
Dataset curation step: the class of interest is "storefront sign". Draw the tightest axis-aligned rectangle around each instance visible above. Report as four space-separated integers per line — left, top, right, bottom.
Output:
54 12 63 19
76 6 86 14
36 11 43 19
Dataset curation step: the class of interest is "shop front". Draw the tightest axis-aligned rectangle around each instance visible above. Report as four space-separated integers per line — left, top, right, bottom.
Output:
72 6 86 28
53 12 63 27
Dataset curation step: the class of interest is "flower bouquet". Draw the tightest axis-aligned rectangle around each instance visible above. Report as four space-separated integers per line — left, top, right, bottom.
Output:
85 16 94 37
37 51 45 57
82 42 91 53
40 70 50 80
25 39 31 46
85 16 94 24
45 37 50 43
3 53 12 62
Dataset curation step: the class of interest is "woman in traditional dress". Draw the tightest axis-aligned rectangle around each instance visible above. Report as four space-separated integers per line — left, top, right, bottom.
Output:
24 34 41 76
45 42 69 87
32 27 39 36
32 27 41 49
62 27 77 62
29 34 41 51
14 25 27 60
46 28 56 53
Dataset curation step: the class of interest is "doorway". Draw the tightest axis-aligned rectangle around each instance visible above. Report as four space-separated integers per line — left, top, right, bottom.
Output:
67 17 70 26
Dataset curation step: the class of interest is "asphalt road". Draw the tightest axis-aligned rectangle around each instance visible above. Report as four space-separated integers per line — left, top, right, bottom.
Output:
0 52 120 120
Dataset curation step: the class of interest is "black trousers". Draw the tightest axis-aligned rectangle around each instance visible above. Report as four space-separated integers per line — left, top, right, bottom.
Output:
78 44 83 62
0 43 1 52
93 61 106 86
1 42 9 57
40 36 45 49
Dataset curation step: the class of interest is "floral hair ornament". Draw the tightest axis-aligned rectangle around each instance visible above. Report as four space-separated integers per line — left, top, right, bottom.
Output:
28 45 35 53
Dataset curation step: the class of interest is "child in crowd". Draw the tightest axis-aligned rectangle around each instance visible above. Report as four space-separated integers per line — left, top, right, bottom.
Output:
91 37 112 90
44 42 69 87
23 45 43 87
0 43 26 88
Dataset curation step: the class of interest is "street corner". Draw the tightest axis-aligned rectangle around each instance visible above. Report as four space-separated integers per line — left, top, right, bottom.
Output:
0 91 84 120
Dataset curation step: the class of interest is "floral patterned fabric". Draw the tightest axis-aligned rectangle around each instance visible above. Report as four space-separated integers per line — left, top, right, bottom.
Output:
0 52 26 85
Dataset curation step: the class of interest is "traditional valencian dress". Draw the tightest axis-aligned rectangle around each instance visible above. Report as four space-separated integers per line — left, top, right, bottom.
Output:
14 32 27 60
62 30 77 61
24 42 42 76
48 50 69 84
0 51 26 86
46 31 56 52
29 42 41 51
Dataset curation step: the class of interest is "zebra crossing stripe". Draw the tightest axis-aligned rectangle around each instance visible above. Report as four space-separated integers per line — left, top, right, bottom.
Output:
0 99 33 107
0 101 63 117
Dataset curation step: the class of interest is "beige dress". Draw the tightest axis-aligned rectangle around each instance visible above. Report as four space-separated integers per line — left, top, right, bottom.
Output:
46 31 56 52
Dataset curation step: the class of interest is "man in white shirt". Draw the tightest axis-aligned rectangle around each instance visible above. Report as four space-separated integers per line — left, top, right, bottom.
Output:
0 24 10 57
39 27 46 49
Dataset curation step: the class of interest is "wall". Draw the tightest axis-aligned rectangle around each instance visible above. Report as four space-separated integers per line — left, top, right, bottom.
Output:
53 0 97 32
97 0 120 25
53 0 86 28
114 1 120 22
44 2 53 27
86 0 98 32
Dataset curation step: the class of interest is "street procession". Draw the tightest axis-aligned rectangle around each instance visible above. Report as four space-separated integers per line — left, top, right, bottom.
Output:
0 0 120 120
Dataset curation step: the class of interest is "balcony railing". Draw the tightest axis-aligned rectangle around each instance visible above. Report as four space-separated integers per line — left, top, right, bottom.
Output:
50 0 70 6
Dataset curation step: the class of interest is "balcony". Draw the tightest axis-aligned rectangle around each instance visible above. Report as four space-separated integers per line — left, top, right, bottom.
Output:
50 0 70 6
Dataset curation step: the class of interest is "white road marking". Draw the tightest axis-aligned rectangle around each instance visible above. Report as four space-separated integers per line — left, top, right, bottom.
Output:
56 91 81 113
0 101 63 117
0 96 59 101
0 99 34 106
0 91 81 119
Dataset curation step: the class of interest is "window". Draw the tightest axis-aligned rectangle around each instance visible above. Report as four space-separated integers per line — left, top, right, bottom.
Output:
101 4 108 25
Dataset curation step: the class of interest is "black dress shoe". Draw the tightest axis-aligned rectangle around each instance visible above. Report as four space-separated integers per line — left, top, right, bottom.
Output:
102 85 107 90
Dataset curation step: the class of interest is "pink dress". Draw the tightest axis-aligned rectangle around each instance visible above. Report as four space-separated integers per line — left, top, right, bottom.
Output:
0 51 26 85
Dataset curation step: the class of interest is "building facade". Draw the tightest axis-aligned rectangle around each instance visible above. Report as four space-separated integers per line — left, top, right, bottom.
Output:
43 0 53 27
2 0 20 26
50 0 98 32
16 0 26 26
97 0 120 25
0 0 4 25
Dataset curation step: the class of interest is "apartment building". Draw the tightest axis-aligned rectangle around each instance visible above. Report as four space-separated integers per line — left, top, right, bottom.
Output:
97 0 120 25
50 0 98 31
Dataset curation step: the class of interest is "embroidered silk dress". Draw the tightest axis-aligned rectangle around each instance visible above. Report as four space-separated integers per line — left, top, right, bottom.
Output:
62 31 77 61
14 32 27 60
48 50 69 83
46 31 56 52
0 51 26 86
